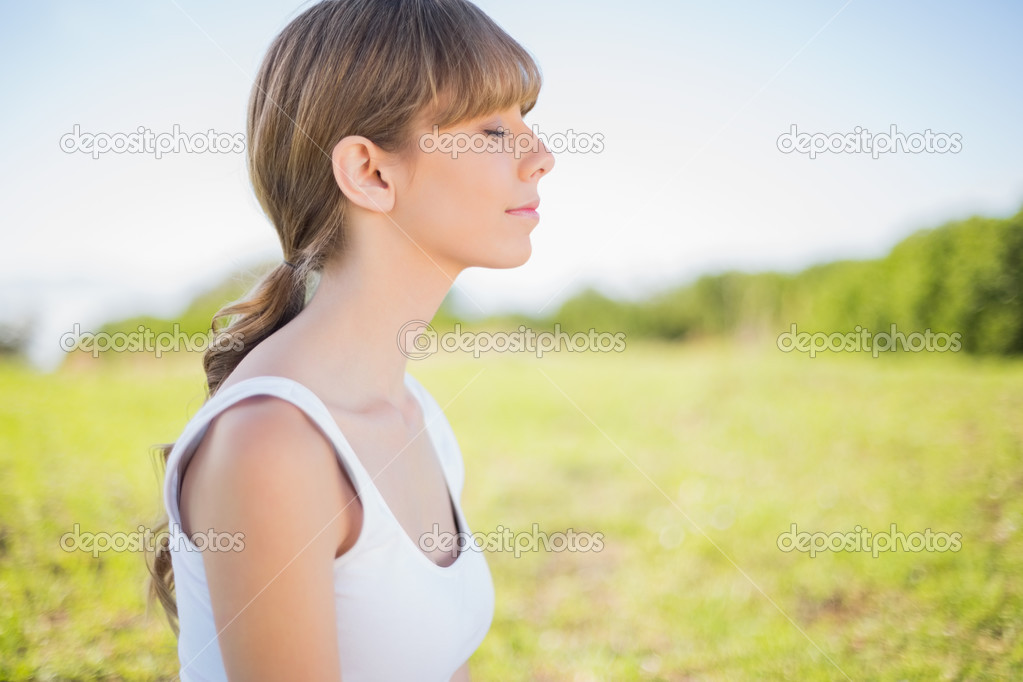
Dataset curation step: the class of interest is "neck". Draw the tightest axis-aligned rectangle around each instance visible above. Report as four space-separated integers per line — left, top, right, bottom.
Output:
284 220 461 408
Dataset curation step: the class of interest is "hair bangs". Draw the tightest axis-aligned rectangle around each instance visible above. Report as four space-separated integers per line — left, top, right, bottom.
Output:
411 0 542 130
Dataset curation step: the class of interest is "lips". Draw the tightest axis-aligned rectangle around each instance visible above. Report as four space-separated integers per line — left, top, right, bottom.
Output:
507 199 540 211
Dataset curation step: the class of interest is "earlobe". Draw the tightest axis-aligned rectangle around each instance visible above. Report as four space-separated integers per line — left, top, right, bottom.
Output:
330 136 395 213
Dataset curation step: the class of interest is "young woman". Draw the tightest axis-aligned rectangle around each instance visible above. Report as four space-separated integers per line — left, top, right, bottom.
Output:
144 1 555 679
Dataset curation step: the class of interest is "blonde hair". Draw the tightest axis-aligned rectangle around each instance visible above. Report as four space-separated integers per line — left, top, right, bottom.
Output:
144 0 542 636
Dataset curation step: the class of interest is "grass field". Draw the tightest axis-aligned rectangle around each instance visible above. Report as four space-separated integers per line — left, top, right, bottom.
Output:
1 339 1021 680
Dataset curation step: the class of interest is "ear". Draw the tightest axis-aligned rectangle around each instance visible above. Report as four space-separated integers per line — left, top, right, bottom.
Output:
330 135 397 213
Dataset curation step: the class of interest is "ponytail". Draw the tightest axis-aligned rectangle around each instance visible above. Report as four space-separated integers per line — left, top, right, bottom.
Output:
143 258 308 637
204 261 308 397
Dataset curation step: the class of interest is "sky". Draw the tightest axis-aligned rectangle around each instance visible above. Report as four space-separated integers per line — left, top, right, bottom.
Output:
2 0 1022 369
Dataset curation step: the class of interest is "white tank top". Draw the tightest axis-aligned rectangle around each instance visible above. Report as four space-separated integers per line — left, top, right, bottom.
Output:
162 373 495 682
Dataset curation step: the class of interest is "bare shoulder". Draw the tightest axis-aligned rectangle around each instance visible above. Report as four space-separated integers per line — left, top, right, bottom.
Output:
178 394 356 680
181 394 361 553
187 394 337 491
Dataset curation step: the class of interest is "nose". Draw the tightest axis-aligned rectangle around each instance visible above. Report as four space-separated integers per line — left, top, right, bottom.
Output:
520 127 555 180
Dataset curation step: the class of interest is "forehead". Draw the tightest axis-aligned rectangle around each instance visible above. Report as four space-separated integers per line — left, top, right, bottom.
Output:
415 106 522 136
412 86 528 131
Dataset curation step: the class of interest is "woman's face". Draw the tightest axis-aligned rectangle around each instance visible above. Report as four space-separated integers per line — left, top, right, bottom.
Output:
391 105 555 273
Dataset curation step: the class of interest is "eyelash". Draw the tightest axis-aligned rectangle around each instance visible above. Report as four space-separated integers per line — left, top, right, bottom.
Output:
484 128 508 138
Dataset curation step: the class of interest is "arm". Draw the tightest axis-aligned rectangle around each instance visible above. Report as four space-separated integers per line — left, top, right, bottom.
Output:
183 396 352 681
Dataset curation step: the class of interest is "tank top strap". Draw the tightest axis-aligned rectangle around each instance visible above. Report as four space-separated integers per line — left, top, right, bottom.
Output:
402 373 465 501
162 375 377 531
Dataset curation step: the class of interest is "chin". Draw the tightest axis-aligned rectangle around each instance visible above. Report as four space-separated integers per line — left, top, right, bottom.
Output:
487 239 533 269
453 235 533 270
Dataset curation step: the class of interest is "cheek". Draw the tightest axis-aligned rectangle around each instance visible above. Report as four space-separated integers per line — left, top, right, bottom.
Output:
427 156 505 221
401 153 516 258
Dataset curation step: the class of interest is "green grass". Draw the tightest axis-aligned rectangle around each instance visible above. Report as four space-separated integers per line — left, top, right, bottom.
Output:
1 340 1021 680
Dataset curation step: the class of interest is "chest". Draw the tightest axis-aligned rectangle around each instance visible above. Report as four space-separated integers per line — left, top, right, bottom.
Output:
329 408 461 567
